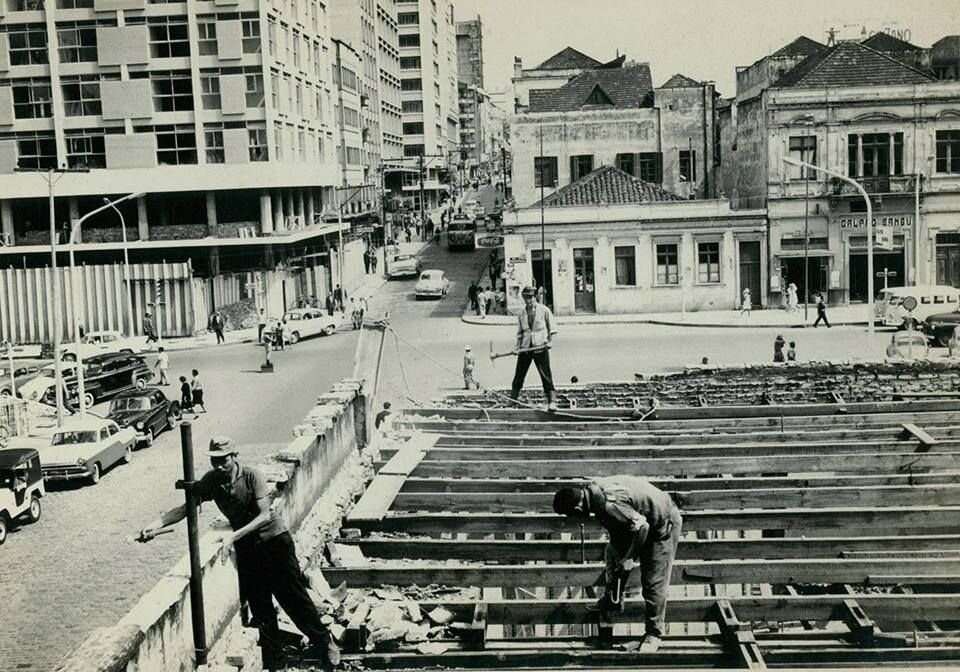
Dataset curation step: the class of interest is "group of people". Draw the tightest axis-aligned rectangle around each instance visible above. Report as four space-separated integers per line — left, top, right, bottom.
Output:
741 286 831 327
773 335 798 363
149 346 206 413
467 282 498 319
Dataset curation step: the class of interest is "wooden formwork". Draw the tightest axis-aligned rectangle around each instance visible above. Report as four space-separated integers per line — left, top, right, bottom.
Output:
319 401 960 670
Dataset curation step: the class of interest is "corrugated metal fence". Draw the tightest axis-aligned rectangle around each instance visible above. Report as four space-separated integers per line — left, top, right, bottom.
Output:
0 262 196 344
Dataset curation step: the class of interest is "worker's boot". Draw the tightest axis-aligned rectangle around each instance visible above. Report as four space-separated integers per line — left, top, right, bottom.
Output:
547 391 558 412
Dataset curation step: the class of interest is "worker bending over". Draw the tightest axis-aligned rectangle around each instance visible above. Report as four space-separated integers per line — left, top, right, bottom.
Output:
553 475 682 652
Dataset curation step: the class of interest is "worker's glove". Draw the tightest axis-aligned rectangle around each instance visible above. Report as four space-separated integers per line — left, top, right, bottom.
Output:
621 558 636 572
137 528 156 543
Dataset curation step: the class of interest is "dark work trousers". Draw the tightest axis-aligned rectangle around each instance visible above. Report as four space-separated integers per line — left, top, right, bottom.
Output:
814 306 830 327
510 348 555 399
214 326 225 344
235 532 329 660
604 508 682 638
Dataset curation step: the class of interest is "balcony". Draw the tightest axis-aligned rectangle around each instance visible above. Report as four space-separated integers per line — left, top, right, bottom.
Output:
830 174 918 197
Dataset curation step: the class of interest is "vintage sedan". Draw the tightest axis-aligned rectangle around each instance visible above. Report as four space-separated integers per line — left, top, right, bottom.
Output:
923 309 960 347
414 270 450 300
387 253 423 279
107 388 181 447
265 308 340 345
38 417 136 485
47 331 140 361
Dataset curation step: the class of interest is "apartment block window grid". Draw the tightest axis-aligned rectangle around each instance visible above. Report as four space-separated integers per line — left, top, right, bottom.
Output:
197 19 217 56
697 241 720 284
57 23 98 63
200 75 221 110
401 78 422 92
13 81 53 119
937 130 960 174
65 131 106 169
788 135 817 179
245 74 264 108
149 17 190 58
399 33 420 48
534 156 558 188
9 25 49 66
249 127 268 161
61 76 102 116
655 242 679 285
847 132 904 177
17 134 58 170
398 11 419 25
242 16 261 53
679 149 696 182
204 128 225 164
152 73 194 112
57 0 93 8
614 246 637 286
155 125 198 165
402 99 423 113
400 56 421 70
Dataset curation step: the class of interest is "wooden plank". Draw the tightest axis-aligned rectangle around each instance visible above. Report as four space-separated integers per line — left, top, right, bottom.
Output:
406 451 960 478
390 484 960 512
350 506 960 536
840 599 875 645
320 557 960 588
714 600 766 671
902 422 939 448
347 474 407 522
340 534 960 563
380 432 436 476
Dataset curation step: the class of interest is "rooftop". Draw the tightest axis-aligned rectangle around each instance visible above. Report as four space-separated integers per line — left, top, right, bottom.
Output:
536 165 684 208
771 35 827 58
526 64 654 113
861 31 923 52
533 46 603 70
773 40 936 88
660 73 702 88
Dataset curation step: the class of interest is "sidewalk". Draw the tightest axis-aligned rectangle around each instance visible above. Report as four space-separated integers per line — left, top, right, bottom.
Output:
463 304 874 329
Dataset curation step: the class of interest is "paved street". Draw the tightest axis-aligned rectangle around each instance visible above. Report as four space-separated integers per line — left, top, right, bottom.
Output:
0 330 358 671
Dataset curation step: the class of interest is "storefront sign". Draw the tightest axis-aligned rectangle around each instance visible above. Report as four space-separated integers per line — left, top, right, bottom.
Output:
476 234 504 248
837 215 913 229
508 256 527 265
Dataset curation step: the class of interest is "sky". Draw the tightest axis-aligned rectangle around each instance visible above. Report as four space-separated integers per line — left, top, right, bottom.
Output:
454 0 960 100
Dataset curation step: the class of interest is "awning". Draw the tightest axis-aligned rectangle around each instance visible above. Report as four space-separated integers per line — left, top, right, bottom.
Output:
776 250 836 258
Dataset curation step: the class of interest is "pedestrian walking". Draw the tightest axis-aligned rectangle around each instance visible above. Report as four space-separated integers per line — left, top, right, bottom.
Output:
463 345 477 390
370 250 378 274
333 285 345 312
143 312 158 346
813 292 831 328
257 309 267 343
190 368 206 412
740 288 752 317
786 283 798 313
325 293 336 317
787 340 797 362
511 286 558 411
350 298 362 330
773 334 786 363
154 346 169 385
552 476 682 653
211 310 226 344
273 320 285 350
179 375 193 414
405 227 412 244
468 282 479 314
363 247 371 274
477 286 488 319
138 437 339 670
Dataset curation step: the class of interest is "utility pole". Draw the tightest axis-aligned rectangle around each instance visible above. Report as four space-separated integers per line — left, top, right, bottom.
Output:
538 121 546 293
48 170 65 425
418 153 426 239
501 146 508 199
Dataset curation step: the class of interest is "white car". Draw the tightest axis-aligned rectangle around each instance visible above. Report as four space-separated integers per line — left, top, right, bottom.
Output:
415 270 450 300
37 417 137 486
59 331 140 361
265 308 341 345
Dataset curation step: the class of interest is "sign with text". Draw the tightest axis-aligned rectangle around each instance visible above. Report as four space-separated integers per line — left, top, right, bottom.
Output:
836 214 913 229
875 226 895 251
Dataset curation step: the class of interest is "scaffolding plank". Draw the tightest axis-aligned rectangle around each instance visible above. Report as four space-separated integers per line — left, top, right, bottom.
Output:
347 474 407 522
714 600 767 671
902 422 939 448
381 433 436 476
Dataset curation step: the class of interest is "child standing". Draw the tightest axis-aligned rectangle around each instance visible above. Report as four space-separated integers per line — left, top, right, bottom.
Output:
463 345 477 390
787 341 797 362
740 288 752 317
179 375 193 415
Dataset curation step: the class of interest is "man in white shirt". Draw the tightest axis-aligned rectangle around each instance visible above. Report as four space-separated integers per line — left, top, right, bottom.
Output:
154 347 169 385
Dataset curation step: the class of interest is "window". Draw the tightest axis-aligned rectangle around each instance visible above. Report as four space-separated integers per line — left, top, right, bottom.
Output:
152 74 194 112
534 156 558 188
339 67 358 91
200 75 221 109
679 149 696 182
404 144 424 157
205 129 224 163
9 25 48 66
61 77 101 116
156 125 197 165
295 83 303 115
847 132 904 177
274 124 283 160
936 130 960 174
788 135 817 179
65 132 105 169
399 33 420 48
149 18 190 58
401 78 422 92
400 56 421 70
402 121 423 134
249 127 268 161
616 153 635 176
696 241 720 283
570 154 593 182
57 0 93 7
267 20 277 57
57 23 98 63
340 105 360 127
638 152 662 183
655 243 679 285
13 82 52 119
614 246 636 286
397 11 419 25
197 19 217 56
345 146 361 164
16 134 57 170
292 31 301 68
245 74 264 108
402 99 423 113
242 16 260 53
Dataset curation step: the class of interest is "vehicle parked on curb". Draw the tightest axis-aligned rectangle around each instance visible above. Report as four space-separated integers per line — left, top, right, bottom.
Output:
42 330 139 361
107 388 181 447
875 285 960 328
0 448 44 545
922 309 960 347
38 417 136 485
264 309 340 346
387 253 423 279
415 269 450 299
0 359 44 397
81 353 153 408
886 330 931 360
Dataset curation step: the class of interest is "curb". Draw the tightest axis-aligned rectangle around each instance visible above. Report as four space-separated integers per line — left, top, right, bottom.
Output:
459 312 871 330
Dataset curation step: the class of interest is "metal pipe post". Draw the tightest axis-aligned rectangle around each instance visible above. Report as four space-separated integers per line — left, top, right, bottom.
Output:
178 421 208 666
48 171 64 425
68 235 87 417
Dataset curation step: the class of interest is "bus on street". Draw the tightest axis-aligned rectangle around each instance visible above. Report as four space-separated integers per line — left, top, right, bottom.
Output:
447 215 477 251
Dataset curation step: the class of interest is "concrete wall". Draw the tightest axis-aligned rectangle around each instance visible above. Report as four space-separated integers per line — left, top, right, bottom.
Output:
55 379 370 672
653 83 717 200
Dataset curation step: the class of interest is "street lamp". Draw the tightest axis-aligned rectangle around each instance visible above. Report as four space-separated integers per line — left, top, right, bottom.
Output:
102 197 135 336
782 156 874 346
69 191 144 417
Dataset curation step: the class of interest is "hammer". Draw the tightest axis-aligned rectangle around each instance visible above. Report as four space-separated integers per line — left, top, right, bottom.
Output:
489 341 551 366
127 526 176 544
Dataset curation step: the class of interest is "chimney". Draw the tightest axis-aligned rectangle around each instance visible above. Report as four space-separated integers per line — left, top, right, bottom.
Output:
513 56 523 78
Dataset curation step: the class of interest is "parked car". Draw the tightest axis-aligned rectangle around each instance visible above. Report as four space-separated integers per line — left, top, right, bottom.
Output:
38 417 136 485
0 447 44 545
923 309 960 347
34 354 153 409
42 331 140 361
107 388 181 447
387 253 423 279
415 270 450 300
0 359 44 397
886 330 930 360
264 309 340 346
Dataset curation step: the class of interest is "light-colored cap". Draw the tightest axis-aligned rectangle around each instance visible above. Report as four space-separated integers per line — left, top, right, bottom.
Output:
207 436 237 458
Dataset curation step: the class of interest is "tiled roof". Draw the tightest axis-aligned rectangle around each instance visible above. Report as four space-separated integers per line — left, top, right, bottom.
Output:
527 64 653 112
660 73 700 88
771 36 826 58
932 35 960 60
535 47 602 71
773 40 936 88
862 32 922 52
536 165 684 207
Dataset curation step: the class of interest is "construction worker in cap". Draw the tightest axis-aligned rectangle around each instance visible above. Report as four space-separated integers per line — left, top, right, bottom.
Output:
553 476 682 653
463 345 477 390
138 436 340 670
511 285 558 410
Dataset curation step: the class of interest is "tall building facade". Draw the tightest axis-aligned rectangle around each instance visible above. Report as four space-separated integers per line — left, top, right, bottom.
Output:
393 0 457 212
455 16 485 181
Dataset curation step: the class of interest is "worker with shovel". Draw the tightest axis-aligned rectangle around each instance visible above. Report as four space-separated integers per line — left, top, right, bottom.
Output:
510 285 558 410
552 476 682 653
